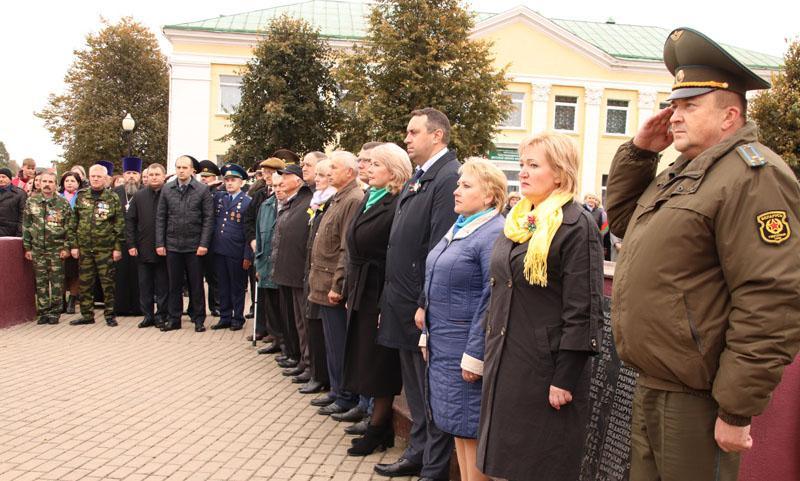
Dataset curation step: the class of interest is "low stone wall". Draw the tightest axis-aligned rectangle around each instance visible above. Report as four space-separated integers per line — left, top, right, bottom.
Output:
0 237 36 328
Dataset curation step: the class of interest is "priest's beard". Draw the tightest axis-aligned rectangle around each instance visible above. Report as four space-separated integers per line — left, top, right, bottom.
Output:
124 180 139 196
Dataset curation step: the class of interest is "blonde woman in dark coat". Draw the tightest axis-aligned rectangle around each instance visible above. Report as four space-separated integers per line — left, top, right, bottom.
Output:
477 132 604 481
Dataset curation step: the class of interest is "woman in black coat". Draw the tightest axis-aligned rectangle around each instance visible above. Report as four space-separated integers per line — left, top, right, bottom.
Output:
476 133 604 481
342 143 412 456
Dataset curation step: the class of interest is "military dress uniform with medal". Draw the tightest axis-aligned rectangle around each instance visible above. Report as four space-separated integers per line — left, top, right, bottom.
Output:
606 28 800 481
210 163 254 331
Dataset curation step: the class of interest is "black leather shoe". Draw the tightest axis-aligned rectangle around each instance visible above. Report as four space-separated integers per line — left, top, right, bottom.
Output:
347 424 394 456
331 406 366 423
274 354 289 363
106 318 118 327
258 343 281 354
373 458 422 478
229 324 243 331
37 316 49 325
210 309 221 317
247 334 264 342
299 381 328 394
344 418 369 436
310 395 335 407
195 324 206 333
292 371 312 384
210 322 231 330
282 366 305 377
70 318 95 326
277 358 299 368
161 323 180 332
318 403 349 416
48 316 59 325
138 318 156 328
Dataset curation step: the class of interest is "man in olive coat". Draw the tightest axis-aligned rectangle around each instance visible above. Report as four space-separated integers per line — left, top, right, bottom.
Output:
374 108 459 480
607 28 800 481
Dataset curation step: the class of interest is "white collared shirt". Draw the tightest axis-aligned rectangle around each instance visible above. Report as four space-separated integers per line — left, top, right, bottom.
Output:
418 147 449 174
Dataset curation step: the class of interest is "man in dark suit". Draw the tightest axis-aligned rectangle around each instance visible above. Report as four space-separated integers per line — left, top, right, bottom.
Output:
126 163 168 328
270 164 313 369
374 108 459 480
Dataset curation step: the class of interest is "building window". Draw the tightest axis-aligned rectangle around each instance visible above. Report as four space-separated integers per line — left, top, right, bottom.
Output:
554 95 578 131
219 75 243 114
500 92 525 129
606 99 629 134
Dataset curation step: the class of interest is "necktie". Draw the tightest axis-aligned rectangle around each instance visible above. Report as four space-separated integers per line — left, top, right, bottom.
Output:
411 168 424 182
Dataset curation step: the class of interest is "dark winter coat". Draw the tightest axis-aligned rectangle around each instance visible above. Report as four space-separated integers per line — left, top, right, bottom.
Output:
423 212 504 438
0 185 27 237
125 187 163 263
155 178 213 253
476 201 604 481
270 185 312 288
377 149 460 350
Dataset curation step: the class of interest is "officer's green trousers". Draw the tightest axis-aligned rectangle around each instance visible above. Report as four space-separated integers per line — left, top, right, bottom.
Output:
78 250 116 320
33 251 64 318
630 384 740 481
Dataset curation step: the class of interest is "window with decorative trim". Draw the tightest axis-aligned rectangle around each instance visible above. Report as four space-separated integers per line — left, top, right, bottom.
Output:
605 99 629 134
219 75 243 114
554 95 578 131
500 92 525 129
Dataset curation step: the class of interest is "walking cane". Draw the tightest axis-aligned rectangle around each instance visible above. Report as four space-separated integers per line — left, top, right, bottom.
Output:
252 284 258 347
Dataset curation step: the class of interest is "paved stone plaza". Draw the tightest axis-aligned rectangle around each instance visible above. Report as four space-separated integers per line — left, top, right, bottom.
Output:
0 312 413 481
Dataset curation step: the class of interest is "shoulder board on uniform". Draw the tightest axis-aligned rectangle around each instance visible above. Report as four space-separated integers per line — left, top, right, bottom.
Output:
735 143 766 168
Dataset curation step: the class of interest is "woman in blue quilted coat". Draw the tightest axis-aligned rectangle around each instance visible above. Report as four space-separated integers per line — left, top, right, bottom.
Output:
418 158 507 481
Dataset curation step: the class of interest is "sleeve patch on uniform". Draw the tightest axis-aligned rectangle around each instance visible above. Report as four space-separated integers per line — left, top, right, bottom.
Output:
756 211 791 244
736 144 766 168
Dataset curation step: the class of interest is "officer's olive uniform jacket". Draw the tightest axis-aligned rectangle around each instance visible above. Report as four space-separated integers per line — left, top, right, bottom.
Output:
606 121 800 425
68 188 125 252
22 193 72 252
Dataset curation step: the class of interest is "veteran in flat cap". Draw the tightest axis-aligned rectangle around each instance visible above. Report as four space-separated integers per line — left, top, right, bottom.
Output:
209 163 253 331
606 28 800 481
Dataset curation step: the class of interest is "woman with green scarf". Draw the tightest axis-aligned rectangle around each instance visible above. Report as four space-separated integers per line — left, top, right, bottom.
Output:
340 143 412 456
476 132 604 481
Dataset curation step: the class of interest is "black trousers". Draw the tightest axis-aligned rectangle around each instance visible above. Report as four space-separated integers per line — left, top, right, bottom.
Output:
278 285 301 360
256 287 283 340
307 316 329 385
201 252 219 312
399 348 454 479
166 251 205 326
137 260 168 323
248 266 256 309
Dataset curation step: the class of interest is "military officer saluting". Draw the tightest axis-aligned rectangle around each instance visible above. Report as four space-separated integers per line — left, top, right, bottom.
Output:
607 28 800 481
69 164 125 327
22 171 72 325
210 163 253 331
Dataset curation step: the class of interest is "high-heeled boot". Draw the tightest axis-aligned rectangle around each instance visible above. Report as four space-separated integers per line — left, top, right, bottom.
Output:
65 295 76 314
346 424 394 456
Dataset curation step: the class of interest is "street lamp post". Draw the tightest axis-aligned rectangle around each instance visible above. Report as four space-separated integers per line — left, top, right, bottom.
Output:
122 113 136 157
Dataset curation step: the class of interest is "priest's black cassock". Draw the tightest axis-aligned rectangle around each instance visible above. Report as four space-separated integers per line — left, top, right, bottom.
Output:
114 184 142 315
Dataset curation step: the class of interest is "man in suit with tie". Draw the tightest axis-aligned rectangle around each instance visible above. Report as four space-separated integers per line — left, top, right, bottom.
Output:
374 108 460 480
210 163 253 331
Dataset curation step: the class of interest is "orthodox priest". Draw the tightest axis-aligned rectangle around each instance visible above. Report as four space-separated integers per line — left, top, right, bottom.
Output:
113 156 143 315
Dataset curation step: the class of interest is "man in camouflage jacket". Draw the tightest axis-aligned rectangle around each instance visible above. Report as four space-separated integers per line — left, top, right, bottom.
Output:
68 164 125 326
22 171 72 324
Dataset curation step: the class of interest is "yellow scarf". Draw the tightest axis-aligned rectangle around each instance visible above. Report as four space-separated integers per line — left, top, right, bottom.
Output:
503 191 574 286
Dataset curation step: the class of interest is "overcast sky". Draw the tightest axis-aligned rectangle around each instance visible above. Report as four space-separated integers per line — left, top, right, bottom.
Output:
2 0 798 167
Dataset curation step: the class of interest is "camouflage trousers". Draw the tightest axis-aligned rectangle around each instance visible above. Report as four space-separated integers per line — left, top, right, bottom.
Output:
78 250 116 320
32 250 65 318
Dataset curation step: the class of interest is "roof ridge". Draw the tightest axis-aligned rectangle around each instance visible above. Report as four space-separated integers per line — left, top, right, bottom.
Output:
550 17 669 31
167 0 372 28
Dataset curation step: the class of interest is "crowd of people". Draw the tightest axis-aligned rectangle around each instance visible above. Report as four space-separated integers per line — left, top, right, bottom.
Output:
3 26 800 481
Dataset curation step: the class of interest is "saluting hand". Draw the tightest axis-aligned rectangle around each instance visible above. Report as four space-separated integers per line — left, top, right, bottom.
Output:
549 385 573 410
633 107 674 153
